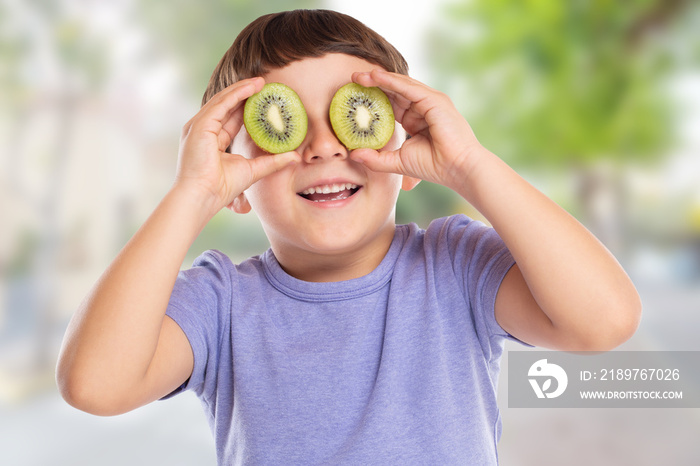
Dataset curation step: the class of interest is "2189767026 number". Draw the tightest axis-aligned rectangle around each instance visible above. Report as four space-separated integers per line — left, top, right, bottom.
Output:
598 368 680 381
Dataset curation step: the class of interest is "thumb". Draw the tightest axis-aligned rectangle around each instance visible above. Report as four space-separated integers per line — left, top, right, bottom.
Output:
248 151 301 184
350 148 405 174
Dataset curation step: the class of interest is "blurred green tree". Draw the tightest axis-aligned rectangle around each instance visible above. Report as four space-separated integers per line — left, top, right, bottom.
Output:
138 0 320 97
427 0 699 248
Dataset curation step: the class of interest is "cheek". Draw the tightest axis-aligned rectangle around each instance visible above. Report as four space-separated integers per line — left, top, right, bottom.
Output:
370 171 403 201
244 168 294 216
245 177 273 211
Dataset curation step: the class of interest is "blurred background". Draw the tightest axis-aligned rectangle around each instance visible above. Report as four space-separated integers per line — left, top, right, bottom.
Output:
1 0 699 464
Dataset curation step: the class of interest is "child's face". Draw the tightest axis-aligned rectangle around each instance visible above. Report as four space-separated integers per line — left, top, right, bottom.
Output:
232 54 410 281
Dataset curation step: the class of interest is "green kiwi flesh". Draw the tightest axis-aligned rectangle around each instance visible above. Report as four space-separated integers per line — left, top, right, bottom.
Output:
329 83 394 150
244 83 308 154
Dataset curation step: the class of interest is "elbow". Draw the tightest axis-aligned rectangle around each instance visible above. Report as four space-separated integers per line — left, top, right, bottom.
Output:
601 280 643 350
55 365 103 416
568 287 643 352
579 314 640 352
56 357 133 417
56 373 94 415
57 376 133 417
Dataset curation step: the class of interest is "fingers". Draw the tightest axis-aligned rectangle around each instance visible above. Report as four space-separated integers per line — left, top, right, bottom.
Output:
246 151 301 186
349 148 405 174
201 77 265 119
183 77 265 151
352 70 453 133
353 70 434 110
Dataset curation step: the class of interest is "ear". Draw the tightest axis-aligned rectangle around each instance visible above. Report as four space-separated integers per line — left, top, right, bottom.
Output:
401 175 421 191
227 192 252 214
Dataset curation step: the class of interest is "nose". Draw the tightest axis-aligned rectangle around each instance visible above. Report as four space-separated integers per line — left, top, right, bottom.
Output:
300 118 348 164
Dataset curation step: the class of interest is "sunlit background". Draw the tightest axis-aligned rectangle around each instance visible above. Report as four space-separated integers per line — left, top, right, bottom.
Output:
2 0 700 464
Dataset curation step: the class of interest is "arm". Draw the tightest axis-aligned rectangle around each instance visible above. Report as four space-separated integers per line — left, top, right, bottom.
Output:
457 148 641 350
56 78 300 415
350 69 641 351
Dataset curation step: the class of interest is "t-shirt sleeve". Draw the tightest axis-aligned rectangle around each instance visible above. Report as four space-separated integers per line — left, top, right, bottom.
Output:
162 250 232 399
431 215 526 358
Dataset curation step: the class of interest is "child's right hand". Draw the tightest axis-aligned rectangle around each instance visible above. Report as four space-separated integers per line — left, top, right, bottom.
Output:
174 77 301 217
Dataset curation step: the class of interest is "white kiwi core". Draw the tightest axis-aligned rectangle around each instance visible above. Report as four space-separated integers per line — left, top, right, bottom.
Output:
267 105 285 132
355 106 372 129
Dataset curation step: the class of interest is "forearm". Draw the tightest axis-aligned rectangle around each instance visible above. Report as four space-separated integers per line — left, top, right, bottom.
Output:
57 185 215 403
348 70 640 348
453 147 641 347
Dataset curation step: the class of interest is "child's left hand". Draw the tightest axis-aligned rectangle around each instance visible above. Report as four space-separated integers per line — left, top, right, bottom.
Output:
353 72 641 354
350 69 483 191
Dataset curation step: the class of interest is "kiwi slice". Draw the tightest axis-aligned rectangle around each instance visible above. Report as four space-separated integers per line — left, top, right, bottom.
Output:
329 83 394 150
243 83 308 154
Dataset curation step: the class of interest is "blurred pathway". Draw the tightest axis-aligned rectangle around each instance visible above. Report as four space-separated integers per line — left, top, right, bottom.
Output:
498 278 700 465
0 389 215 465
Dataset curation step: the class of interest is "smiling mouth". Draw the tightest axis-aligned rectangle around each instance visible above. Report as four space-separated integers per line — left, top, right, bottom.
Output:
298 183 360 202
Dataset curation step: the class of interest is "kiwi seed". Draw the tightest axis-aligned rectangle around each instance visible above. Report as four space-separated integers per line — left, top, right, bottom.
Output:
243 83 308 154
329 83 394 150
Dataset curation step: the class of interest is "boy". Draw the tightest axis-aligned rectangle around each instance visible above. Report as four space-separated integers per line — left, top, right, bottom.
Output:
56 9 641 465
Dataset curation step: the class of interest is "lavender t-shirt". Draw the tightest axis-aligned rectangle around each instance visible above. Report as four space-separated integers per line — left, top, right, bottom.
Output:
166 215 517 465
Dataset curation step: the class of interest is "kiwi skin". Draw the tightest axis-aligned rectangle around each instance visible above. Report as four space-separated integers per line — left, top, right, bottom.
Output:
329 83 394 150
243 83 308 154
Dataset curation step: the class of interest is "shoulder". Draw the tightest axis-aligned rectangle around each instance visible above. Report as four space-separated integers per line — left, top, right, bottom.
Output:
171 250 266 308
426 214 500 242
418 215 515 313
398 214 474 244
401 215 505 258
181 249 265 281
188 249 235 273
394 215 512 285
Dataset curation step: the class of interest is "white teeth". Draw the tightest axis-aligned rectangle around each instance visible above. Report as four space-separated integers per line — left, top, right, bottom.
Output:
301 183 358 195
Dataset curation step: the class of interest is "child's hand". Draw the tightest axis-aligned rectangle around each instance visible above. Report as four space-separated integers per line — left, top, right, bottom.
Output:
350 70 483 191
175 77 300 215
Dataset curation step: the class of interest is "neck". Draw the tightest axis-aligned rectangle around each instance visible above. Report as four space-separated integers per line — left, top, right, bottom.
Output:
271 224 396 282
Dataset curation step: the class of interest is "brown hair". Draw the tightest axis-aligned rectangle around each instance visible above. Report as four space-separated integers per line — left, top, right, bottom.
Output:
202 9 409 106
